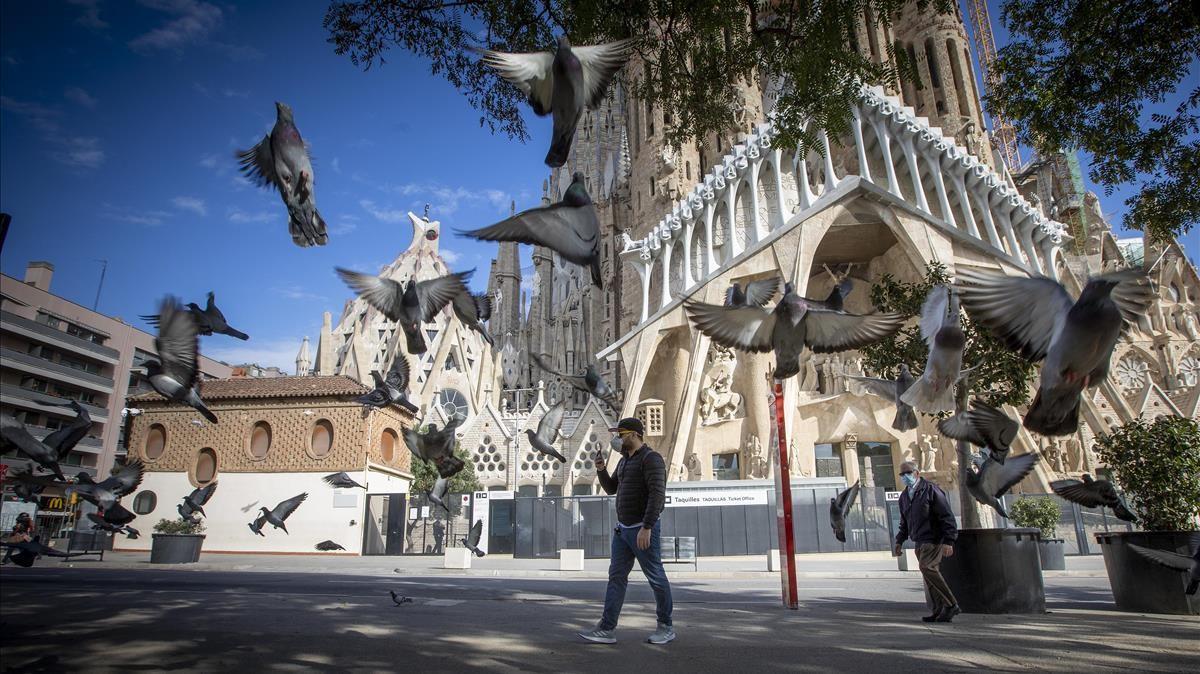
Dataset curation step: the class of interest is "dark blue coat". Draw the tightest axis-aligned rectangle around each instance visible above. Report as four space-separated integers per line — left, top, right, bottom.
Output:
896 479 958 546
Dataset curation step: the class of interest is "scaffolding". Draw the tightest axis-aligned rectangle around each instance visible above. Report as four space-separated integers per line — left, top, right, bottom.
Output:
967 0 1022 172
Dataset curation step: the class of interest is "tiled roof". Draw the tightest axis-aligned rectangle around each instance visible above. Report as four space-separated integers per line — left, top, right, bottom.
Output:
128 375 368 402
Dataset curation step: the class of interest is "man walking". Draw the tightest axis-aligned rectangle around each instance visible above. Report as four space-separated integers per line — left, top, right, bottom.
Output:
578 417 674 645
892 460 960 622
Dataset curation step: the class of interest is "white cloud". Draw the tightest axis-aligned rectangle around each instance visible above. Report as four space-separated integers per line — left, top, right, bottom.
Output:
199 153 219 168
129 0 223 52
272 286 326 302
359 199 409 223
330 214 358 235
331 157 341 174
64 87 97 109
54 136 105 168
2 96 105 169
352 175 514 217
204 337 306 373
440 248 461 264
102 204 172 226
220 88 249 98
228 208 274 224
68 0 108 30
172 195 207 215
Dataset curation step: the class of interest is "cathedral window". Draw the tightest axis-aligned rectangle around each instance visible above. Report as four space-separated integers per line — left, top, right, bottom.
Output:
924 39 941 89
439 389 469 422
636 400 664 436
947 40 970 117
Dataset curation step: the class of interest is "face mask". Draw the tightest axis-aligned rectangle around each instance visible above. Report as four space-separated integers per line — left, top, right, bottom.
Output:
610 436 624 452
901 473 918 488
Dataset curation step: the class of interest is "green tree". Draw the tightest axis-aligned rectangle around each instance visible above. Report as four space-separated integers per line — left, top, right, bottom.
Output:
860 262 1038 527
410 443 482 495
1094 415 1200 532
324 0 947 153
990 0 1200 242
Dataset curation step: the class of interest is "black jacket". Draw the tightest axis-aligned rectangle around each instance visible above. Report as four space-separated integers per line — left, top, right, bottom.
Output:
896 479 958 546
597 444 666 529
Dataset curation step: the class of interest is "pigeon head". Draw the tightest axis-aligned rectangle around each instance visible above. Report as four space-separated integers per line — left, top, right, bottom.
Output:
275 101 294 121
186 302 203 313
75 471 90 482
900 364 911 376
557 35 571 49
142 360 163 378
259 506 271 516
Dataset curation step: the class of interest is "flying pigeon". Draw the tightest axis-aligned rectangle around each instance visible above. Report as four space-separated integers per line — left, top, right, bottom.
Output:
355 355 417 413
69 460 145 511
316 540 347 552
526 399 568 463
403 417 465 478
389 590 414 605
429 477 451 514
86 512 139 539
323 472 366 490
1050 474 1137 522
237 101 328 247
249 493 308 536
685 282 907 380
965 452 1039 519
452 290 494 347
955 268 1155 436
1129 538 1200 595
178 481 218 521
900 285 968 414
143 297 218 423
529 352 619 409
846 364 919 432
803 276 855 312
458 173 602 288
1 536 85 567
41 400 93 460
473 36 636 167
336 268 472 354
937 401 1020 464
725 278 781 307
462 519 486 557
830 480 861 543
8 467 62 503
141 292 249 340
0 415 67 480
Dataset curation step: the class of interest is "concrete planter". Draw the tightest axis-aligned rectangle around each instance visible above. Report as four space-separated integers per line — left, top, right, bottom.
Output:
150 534 205 564
1037 538 1066 571
937 528 1045 614
1095 531 1200 615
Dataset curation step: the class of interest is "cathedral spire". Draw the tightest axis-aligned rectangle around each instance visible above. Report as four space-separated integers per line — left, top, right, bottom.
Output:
295 336 311 376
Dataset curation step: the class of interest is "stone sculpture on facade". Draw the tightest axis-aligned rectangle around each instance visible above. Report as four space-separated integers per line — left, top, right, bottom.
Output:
918 433 940 473
745 435 769 479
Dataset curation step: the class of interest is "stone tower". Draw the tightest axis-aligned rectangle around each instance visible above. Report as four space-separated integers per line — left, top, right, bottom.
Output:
294 336 310 376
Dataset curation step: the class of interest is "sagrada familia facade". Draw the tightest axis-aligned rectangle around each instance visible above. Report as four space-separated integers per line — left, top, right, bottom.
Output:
297 1 1200 500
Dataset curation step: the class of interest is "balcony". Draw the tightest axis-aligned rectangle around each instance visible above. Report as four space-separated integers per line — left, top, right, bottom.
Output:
0 310 120 364
0 347 115 393
0 455 98 478
0 383 109 423
24 424 104 454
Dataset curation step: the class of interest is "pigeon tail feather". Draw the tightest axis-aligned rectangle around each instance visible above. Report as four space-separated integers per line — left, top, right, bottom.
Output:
1023 388 1082 436
892 405 919 432
224 327 250 340
196 404 219 424
899 377 956 414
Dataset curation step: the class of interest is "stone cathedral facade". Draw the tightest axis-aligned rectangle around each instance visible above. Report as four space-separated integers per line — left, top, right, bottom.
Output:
304 1 1199 499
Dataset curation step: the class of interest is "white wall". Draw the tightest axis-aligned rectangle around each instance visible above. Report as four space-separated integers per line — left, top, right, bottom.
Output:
118 469 407 554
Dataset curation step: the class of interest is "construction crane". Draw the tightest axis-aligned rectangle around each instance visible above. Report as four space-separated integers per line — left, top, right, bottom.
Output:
966 0 1022 172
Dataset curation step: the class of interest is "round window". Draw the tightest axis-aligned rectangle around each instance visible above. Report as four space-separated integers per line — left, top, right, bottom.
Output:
144 424 166 460
381 428 398 462
132 490 157 515
194 447 217 485
438 389 469 423
310 419 334 458
425 229 438 241
249 421 272 459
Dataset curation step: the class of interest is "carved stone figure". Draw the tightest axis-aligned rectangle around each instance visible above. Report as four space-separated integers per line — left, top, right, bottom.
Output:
745 435 769 479
1043 437 1066 474
919 434 939 473
1185 312 1200 341
700 370 743 424
685 452 702 480
800 354 820 392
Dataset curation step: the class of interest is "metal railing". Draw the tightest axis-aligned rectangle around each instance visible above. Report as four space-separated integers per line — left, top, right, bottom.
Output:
0 310 120 362
0 346 115 391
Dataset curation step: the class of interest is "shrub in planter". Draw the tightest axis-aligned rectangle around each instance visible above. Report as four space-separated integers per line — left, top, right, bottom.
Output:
1093 415 1200 614
1010 497 1065 570
153 518 206 535
151 517 206 564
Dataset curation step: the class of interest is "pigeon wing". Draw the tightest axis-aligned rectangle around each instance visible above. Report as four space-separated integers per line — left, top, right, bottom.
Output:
835 480 861 513
536 399 567 444
102 460 145 497
573 39 637 109
416 271 473 323
271 493 308 521
458 203 596 259
955 269 1073 362
322 472 347 487
684 302 776 353
1050 478 1107 508
802 310 908 353
1099 270 1157 332
193 481 218 506
846 375 898 401
466 519 483 548
403 428 431 462
472 48 555 115
335 268 406 321
968 402 1019 450
938 412 987 447
155 297 201 389
1128 544 1193 572
385 355 410 391
742 278 781 307
982 452 1039 498
919 285 951 345
236 134 280 189
1 416 55 460
530 352 572 379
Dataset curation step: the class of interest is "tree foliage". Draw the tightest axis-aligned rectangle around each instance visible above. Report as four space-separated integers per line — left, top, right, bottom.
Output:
324 0 947 153
153 517 205 535
860 262 1038 410
1095 415 1200 532
1009 496 1061 540
410 444 482 495
990 0 1200 242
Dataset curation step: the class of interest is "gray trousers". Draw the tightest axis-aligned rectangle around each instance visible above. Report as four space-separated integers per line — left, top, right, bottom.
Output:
918 543 957 610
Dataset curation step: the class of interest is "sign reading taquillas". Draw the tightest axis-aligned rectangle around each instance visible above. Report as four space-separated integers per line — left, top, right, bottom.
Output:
664 489 769 508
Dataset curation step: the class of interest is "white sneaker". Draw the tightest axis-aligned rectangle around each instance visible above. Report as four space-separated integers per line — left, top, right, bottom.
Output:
578 624 616 644
647 623 676 645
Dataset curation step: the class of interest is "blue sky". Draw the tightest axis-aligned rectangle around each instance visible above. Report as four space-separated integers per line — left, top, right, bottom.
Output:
1 1 1195 372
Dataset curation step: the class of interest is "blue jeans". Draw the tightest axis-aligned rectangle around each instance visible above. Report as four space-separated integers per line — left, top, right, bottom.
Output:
599 522 672 630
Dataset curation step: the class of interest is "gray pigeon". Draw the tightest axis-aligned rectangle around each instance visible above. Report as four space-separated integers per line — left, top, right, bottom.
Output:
956 268 1155 436
355 355 416 412
452 289 494 346
473 36 635 167
846 364 919 431
725 278 781 307
70 460 145 511
965 451 1039 519
403 416 465 478
685 283 907 380
526 399 568 463
42 400 93 460
429 477 451 514
1 536 86 567
336 268 472 354
1129 538 1200 595
529 352 618 409
803 277 855 312
316 540 347 552
86 512 139 539
901 285 967 414
390 590 413 605
1050 474 1137 522
323 472 366 490
178 481 218 521
0 416 67 480
249 493 308 536
461 519 486 557
8 467 62 503
237 101 328 247
458 173 602 288
830 480 861 543
141 292 249 340
937 401 1020 464
143 297 218 423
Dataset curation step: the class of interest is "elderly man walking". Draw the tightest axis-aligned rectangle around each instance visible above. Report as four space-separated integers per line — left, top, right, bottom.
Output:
892 460 961 622
578 417 674 645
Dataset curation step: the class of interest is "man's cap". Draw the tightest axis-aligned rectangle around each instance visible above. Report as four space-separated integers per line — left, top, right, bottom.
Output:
609 417 645 436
